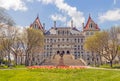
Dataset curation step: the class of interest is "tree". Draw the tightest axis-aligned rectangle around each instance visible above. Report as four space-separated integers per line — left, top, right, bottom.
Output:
0 7 15 66
25 28 44 66
84 27 120 67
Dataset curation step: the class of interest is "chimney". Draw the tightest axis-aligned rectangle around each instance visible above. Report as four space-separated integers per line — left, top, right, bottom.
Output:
82 23 84 30
71 20 73 28
54 21 56 28
43 23 45 30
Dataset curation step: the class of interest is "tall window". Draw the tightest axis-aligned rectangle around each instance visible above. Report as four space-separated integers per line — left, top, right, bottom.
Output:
81 39 83 43
62 38 64 41
67 31 69 35
81 45 83 50
67 38 69 42
63 31 64 35
34 23 38 29
89 23 92 28
58 39 60 42
75 39 76 42
50 39 52 43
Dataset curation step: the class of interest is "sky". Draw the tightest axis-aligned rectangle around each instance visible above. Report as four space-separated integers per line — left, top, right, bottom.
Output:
0 0 120 30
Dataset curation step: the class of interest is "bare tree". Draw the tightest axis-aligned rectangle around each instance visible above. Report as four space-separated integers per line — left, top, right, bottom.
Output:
0 7 16 67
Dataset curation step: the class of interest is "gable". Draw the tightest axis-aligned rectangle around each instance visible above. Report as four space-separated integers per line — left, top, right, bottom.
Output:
30 16 44 32
83 16 100 31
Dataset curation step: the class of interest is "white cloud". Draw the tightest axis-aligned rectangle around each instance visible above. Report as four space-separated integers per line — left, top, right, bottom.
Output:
51 14 66 22
0 0 27 11
38 0 85 29
99 9 120 23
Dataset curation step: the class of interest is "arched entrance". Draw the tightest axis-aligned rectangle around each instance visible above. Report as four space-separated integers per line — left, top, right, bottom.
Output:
66 51 70 54
57 51 60 54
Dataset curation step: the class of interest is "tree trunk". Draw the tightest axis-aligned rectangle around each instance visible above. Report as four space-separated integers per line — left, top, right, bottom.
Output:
8 53 11 67
20 55 23 65
15 54 17 65
110 60 113 67
25 53 29 66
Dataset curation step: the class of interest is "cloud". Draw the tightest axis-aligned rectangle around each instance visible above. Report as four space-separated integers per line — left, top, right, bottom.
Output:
0 0 27 11
51 14 66 22
38 0 85 28
98 9 120 23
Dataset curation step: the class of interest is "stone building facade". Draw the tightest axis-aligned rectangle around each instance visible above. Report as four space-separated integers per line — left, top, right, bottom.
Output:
30 15 100 65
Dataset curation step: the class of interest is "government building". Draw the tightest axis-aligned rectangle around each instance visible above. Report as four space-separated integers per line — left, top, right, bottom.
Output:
30 15 101 65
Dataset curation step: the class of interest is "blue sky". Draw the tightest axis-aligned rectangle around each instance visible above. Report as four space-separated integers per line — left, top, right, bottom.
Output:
0 0 120 30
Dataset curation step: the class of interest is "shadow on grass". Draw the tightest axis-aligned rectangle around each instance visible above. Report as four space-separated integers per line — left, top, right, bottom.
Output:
113 66 120 69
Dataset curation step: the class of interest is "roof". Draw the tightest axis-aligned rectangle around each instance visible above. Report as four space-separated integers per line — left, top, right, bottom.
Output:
45 27 81 35
30 16 44 32
83 15 100 31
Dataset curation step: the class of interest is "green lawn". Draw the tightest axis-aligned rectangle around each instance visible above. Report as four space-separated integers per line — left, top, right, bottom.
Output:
0 68 120 81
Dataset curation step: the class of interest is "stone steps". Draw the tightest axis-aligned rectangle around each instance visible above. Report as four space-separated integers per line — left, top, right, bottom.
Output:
41 54 85 66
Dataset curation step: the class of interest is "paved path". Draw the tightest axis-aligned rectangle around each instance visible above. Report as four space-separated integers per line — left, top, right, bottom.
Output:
87 66 120 71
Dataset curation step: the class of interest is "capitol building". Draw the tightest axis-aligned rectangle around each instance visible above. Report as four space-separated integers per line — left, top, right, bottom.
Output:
30 15 100 65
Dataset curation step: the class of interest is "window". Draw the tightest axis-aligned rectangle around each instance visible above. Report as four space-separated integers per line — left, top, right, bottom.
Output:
81 39 83 43
63 31 64 35
58 39 60 42
74 45 77 47
50 45 52 47
67 38 69 41
81 45 83 50
58 45 60 47
87 58 89 60
67 31 69 35
75 39 76 42
62 38 64 41
54 39 56 42
89 23 92 28
50 39 52 42
47 39 49 42
47 45 49 47
34 23 37 29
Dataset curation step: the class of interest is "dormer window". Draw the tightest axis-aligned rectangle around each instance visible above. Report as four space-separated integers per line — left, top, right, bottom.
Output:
34 23 38 29
89 23 92 28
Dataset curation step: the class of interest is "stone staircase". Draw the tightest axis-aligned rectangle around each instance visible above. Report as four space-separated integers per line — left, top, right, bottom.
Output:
41 54 86 66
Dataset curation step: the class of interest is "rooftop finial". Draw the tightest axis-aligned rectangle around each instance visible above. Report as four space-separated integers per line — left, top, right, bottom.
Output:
89 13 91 19
43 23 45 29
37 13 39 19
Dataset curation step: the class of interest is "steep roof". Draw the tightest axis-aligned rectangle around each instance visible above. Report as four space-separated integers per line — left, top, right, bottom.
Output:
83 15 100 31
30 16 44 32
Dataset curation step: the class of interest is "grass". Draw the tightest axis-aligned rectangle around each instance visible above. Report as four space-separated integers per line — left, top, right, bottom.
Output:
0 68 120 81
100 64 120 69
